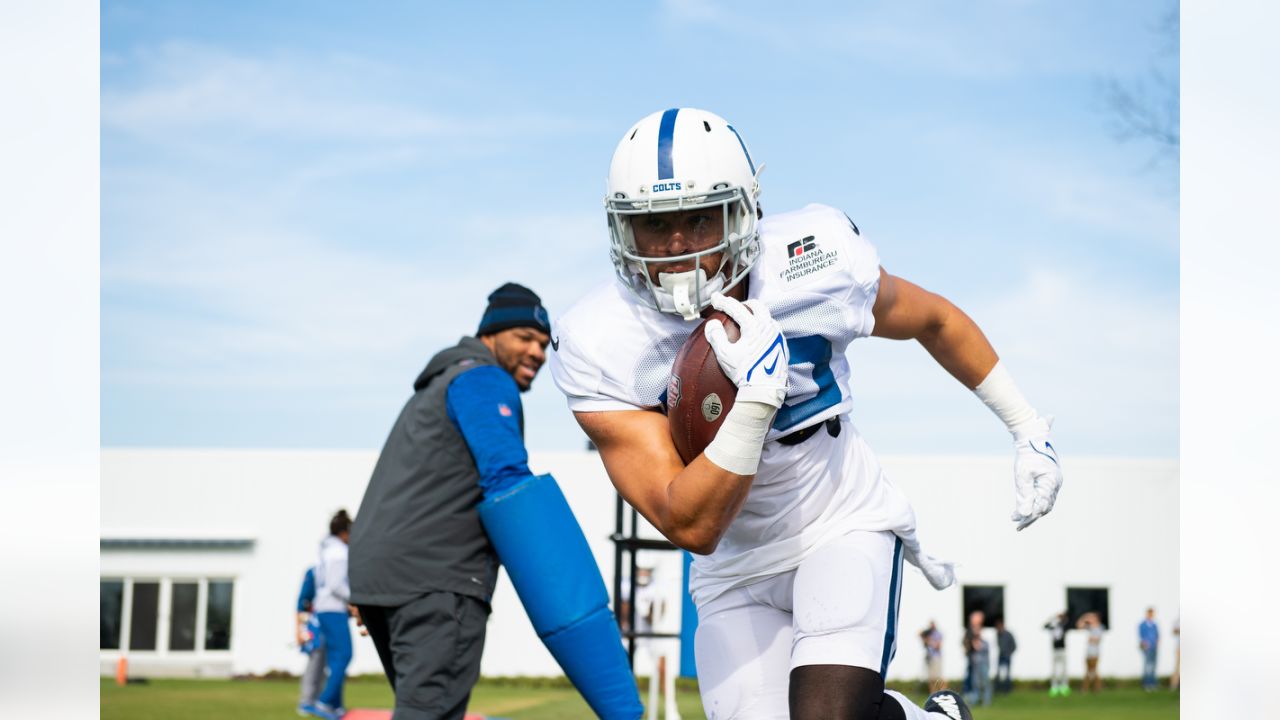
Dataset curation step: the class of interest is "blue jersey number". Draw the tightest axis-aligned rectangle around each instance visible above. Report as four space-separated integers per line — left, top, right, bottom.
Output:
773 335 840 431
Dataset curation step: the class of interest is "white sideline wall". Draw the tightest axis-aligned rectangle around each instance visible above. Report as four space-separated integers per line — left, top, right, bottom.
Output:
100 448 1177 682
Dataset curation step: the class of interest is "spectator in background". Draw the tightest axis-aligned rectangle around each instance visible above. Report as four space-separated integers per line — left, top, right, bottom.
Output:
1076 611 1103 693
1170 615 1180 691
920 620 944 693
635 566 681 720
1139 607 1160 691
964 610 992 707
1045 611 1070 697
994 618 1016 694
301 510 355 720
295 566 328 716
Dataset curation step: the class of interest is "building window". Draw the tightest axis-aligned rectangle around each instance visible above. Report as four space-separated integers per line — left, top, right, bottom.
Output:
169 582 199 651
99 577 234 654
101 580 124 650
962 585 1005 627
205 580 234 651
129 581 160 651
1067 586 1110 628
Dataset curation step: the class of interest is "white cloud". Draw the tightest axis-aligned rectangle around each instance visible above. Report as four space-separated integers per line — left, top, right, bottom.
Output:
102 42 591 143
102 204 606 391
659 1 1160 79
103 43 443 139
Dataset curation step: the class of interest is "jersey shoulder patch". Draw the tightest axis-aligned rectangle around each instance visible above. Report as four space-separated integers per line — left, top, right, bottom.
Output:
759 204 878 295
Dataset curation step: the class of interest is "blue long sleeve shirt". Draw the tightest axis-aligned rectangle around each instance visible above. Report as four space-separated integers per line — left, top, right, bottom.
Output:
445 365 532 498
1139 619 1159 648
296 566 316 612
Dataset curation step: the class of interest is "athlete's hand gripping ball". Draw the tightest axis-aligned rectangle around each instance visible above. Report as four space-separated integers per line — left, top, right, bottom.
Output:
1009 416 1063 531
703 292 789 408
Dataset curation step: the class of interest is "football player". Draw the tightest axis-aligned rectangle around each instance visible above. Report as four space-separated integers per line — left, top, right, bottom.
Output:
550 108 1063 720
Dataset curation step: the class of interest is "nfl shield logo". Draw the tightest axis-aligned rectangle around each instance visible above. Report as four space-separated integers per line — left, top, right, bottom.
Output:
667 375 682 410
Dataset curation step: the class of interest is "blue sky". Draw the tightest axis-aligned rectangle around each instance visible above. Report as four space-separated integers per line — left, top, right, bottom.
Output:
101 0 1179 457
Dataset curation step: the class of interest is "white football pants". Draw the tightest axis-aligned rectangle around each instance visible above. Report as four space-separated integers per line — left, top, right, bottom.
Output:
692 530 904 719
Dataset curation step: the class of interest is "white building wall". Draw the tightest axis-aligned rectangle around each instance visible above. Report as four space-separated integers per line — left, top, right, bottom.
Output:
879 455 1178 683
101 449 1177 682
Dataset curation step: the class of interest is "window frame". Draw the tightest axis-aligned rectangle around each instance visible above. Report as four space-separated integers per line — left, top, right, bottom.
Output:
1066 586 1111 629
99 576 235 657
167 580 201 652
203 578 235 652
100 578 126 651
960 584 1006 628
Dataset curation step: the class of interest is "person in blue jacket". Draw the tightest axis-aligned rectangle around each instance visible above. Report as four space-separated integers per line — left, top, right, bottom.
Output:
295 566 328 715
349 283 642 720
1139 607 1160 691
301 510 355 720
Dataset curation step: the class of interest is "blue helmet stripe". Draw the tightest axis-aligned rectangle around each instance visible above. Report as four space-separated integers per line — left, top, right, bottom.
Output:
657 108 679 180
727 124 757 176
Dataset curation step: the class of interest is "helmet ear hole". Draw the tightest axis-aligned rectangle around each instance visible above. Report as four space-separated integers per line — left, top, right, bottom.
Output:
703 121 712 132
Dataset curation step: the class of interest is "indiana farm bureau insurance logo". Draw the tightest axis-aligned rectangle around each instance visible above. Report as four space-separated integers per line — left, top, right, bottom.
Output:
786 237 817 257
780 235 839 283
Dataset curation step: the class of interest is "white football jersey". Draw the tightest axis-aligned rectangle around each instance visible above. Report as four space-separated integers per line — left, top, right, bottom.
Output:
552 203 942 605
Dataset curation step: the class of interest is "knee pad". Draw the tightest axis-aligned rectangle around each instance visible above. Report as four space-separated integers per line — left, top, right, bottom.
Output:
791 533 903 675
479 473 643 720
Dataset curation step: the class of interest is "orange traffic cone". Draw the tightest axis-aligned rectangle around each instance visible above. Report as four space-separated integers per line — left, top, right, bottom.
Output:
115 656 128 686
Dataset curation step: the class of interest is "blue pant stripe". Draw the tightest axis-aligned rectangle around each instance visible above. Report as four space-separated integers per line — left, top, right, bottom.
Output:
879 537 904 678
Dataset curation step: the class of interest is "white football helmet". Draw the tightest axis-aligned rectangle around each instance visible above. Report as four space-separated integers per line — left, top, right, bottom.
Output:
606 108 763 320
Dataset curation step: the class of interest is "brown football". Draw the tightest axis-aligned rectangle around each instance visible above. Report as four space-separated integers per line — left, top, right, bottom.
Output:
667 310 741 464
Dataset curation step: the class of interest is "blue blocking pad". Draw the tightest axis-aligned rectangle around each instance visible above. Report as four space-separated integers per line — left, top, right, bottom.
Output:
479 473 643 720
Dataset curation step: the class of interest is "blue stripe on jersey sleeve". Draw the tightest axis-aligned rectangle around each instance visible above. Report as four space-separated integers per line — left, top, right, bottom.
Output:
446 365 533 498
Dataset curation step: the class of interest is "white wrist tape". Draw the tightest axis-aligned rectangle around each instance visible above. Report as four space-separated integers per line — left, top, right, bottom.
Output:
973 360 1039 436
703 400 776 476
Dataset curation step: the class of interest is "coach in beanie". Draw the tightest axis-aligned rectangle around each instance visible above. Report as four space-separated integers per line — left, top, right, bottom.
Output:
348 280 558 720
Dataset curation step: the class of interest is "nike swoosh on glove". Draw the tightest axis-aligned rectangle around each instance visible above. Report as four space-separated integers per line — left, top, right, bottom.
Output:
703 293 790 408
1010 415 1063 531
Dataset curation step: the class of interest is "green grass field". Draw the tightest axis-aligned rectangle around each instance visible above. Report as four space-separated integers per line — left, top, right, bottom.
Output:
101 677 1178 719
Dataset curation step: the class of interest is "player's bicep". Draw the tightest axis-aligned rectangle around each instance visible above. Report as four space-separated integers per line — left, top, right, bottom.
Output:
574 409 683 528
870 267 945 340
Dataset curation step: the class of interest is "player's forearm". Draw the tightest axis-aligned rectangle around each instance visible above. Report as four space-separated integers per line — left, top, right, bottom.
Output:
660 454 754 554
580 410 749 554
663 397 777 552
607 453 748 554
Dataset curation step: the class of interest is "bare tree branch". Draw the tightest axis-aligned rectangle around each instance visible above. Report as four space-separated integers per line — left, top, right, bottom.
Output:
1099 5 1179 163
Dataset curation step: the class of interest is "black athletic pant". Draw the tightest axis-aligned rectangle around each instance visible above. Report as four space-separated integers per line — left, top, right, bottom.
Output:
358 592 490 720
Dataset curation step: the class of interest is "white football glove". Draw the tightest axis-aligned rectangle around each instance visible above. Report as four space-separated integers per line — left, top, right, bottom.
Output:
1010 416 1063 531
703 293 790 408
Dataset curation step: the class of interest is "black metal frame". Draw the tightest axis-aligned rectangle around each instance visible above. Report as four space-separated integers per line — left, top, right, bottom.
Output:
610 493 681 669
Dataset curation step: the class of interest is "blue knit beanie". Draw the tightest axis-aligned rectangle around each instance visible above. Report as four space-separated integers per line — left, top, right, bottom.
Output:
477 283 551 337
